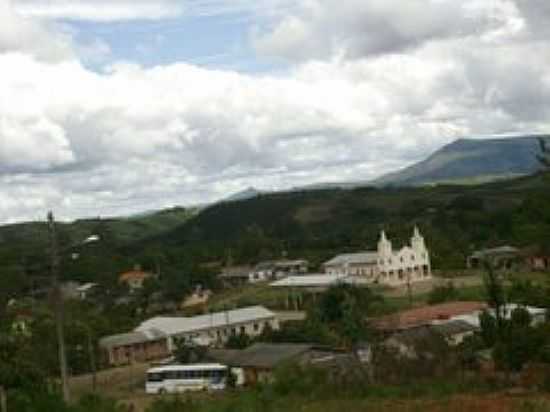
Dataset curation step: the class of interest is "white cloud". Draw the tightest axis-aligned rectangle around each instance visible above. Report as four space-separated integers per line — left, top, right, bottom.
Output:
0 0 73 61
14 0 184 22
253 0 519 61
0 0 549 223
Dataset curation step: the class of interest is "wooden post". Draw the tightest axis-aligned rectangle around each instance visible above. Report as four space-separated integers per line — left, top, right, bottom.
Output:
0 385 7 412
48 212 71 404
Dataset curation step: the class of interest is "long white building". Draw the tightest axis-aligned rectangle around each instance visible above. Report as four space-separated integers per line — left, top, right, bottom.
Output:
323 227 431 286
135 306 279 351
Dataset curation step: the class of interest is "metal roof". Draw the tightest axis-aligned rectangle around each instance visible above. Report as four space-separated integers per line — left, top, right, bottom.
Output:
147 363 227 373
135 306 276 337
430 320 478 336
270 274 349 287
210 343 317 369
470 246 519 259
323 252 378 266
99 330 166 348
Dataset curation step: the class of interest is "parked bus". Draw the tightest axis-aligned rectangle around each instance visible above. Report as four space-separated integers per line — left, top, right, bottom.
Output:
145 363 243 394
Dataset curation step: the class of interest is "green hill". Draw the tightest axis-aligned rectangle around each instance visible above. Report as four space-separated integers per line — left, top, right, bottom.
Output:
134 173 550 270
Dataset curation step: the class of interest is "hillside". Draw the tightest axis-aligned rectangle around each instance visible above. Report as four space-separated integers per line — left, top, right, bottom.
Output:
0 206 197 280
135 172 550 270
372 135 546 186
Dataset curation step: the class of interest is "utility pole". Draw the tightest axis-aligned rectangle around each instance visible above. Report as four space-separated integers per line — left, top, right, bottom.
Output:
48 212 71 404
86 327 97 393
0 385 7 412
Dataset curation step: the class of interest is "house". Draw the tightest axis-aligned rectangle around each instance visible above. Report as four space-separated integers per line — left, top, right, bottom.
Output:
119 265 154 291
180 287 212 309
218 266 253 288
384 325 446 359
99 329 169 366
270 273 359 292
76 282 99 300
249 259 309 283
451 303 547 328
372 301 488 332
526 252 550 271
135 306 279 351
466 246 520 270
323 227 431 287
60 281 82 300
430 320 477 346
206 343 340 385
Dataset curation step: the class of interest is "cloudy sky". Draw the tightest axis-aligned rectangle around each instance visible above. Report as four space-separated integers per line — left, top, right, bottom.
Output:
1 0 549 223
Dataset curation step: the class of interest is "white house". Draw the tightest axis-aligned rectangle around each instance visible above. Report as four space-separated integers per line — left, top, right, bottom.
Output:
323 227 431 286
135 306 280 351
248 259 309 283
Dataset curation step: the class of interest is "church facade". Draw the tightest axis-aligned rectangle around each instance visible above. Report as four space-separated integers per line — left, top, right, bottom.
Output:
323 227 431 286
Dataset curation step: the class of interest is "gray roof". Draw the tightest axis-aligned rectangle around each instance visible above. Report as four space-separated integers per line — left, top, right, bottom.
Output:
470 246 519 259
323 252 378 267
430 320 477 337
213 343 316 369
99 329 166 349
389 325 442 347
136 306 276 337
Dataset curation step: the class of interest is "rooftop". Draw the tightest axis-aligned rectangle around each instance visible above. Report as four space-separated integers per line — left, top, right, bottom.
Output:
135 306 276 337
372 301 488 331
270 274 353 288
323 252 378 267
99 328 166 348
208 343 319 369
469 245 519 258
430 319 478 336
119 269 153 283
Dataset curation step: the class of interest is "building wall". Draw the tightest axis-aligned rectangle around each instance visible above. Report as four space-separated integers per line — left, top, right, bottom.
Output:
105 339 169 366
168 317 280 350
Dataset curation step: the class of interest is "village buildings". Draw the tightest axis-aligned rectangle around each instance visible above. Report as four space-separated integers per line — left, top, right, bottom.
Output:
323 227 431 286
100 306 279 366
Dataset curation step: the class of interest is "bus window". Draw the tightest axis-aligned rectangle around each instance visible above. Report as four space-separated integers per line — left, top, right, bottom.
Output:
147 373 164 382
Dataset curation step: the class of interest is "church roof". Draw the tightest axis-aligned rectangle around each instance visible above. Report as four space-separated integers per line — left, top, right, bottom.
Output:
323 252 378 266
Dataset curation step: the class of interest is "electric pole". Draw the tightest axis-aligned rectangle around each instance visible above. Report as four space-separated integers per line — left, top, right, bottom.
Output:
48 211 71 403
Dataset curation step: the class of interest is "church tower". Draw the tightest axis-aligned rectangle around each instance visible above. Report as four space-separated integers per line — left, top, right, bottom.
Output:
411 226 426 253
377 230 393 258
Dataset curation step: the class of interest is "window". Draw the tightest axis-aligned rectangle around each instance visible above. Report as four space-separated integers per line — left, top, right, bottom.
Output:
240 325 246 334
147 373 164 382
253 323 259 331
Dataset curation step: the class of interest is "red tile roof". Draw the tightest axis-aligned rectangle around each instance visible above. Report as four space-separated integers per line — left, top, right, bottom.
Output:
119 270 152 283
372 301 488 331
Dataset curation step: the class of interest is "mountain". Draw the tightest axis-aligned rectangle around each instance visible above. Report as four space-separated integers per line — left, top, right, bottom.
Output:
372 135 547 187
222 187 262 203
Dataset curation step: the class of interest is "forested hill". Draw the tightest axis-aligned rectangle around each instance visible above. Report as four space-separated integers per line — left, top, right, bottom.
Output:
134 172 550 270
0 207 197 283
372 135 545 186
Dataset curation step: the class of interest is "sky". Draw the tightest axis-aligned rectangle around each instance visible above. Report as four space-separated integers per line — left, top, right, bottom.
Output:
1 0 549 223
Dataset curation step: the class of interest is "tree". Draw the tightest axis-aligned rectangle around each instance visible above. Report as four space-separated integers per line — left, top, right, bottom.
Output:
173 341 206 364
225 332 251 349
427 281 458 304
482 261 506 331
311 284 382 347
537 136 550 170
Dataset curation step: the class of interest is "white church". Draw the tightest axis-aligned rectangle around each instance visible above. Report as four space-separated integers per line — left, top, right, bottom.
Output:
323 227 431 286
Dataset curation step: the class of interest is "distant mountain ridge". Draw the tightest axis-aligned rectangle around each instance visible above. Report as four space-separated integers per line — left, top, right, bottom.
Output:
371 135 548 187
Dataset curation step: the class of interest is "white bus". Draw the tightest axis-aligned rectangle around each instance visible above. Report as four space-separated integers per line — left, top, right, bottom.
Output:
145 364 243 394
